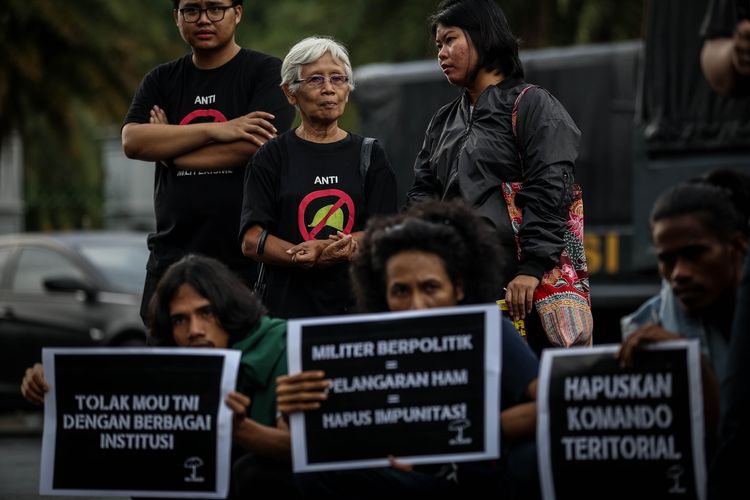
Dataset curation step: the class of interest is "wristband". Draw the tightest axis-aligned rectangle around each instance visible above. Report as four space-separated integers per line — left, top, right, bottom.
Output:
256 229 268 256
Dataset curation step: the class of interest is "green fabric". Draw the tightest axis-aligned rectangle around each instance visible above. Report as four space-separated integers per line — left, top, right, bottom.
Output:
231 316 287 427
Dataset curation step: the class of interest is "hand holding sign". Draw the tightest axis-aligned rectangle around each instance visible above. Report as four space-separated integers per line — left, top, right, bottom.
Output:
537 342 707 500
39 348 240 498
276 370 331 418
618 323 681 368
387 455 414 473
286 305 500 472
21 363 48 406
224 391 251 431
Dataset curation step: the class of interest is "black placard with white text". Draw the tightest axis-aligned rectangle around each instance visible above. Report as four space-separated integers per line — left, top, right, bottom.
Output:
537 341 706 500
287 304 500 472
40 348 239 498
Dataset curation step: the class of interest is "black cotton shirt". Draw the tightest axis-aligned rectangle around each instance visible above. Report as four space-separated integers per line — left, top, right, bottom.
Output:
240 131 397 319
123 49 295 281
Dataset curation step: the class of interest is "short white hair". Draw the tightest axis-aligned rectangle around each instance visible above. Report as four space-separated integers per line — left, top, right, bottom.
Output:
281 36 355 94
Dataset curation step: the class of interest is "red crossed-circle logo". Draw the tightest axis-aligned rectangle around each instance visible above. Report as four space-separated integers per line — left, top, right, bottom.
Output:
179 109 228 125
298 189 355 241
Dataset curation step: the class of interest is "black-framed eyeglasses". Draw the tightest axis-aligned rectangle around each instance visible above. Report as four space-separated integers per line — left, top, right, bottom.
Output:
178 5 234 23
294 74 350 88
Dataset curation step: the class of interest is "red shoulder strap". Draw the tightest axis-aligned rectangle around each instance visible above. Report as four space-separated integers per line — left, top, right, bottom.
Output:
511 84 535 142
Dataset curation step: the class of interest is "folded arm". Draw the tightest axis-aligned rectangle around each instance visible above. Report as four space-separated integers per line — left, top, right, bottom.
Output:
121 109 277 169
172 140 261 170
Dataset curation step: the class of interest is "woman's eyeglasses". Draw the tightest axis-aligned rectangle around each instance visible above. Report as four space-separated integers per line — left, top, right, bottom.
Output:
295 74 350 88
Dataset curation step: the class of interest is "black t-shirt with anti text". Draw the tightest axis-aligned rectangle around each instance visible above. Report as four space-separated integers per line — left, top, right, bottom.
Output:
123 48 294 283
240 131 397 318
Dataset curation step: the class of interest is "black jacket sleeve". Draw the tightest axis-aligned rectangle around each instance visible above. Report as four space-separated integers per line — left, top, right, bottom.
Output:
514 87 580 279
406 114 442 207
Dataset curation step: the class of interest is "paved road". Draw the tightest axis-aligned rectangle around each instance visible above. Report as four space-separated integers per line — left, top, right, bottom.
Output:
0 411 118 500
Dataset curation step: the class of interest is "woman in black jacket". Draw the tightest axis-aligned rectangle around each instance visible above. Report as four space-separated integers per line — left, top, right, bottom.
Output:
406 0 582 353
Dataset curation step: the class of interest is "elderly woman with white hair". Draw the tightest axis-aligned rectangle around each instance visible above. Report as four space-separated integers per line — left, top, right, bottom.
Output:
240 36 397 319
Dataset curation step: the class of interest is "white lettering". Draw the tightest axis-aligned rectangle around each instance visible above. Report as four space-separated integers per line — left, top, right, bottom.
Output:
566 404 673 431
374 404 467 425
561 435 682 461
564 373 672 401
321 411 372 429
194 94 216 105
431 369 469 386
100 432 174 450
171 394 199 412
311 342 375 361
329 372 430 393
73 394 130 411
62 413 131 430
314 176 339 185
133 413 211 431
132 395 170 411
376 335 474 356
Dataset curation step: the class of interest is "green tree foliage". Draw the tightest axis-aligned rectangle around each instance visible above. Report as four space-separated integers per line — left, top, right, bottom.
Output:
0 0 642 230
240 0 643 64
0 0 181 229
238 0 439 63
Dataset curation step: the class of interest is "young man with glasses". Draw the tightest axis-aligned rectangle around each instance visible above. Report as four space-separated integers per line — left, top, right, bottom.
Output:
122 0 295 325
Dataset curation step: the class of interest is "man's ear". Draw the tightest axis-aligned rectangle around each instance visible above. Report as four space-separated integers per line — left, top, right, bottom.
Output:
455 281 465 303
173 8 179 26
737 231 748 254
234 5 242 25
731 231 748 261
282 84 296 106
728 231 748 279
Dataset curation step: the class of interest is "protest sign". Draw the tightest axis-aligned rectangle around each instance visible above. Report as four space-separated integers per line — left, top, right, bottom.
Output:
39 347 239 498
287 304 500 472
537 341 706 500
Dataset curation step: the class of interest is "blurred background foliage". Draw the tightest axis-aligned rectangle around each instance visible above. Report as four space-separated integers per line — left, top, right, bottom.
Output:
0 0 643 230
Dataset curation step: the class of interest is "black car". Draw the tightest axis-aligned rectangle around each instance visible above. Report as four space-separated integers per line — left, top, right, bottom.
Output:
0 231 149 407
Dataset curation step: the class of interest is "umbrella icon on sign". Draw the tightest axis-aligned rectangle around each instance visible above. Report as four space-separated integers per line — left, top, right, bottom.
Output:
448 419 472 445
667 464 686 494
184 457 205 483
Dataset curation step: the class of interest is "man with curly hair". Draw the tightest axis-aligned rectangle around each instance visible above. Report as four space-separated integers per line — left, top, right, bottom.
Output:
277 200 541 499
